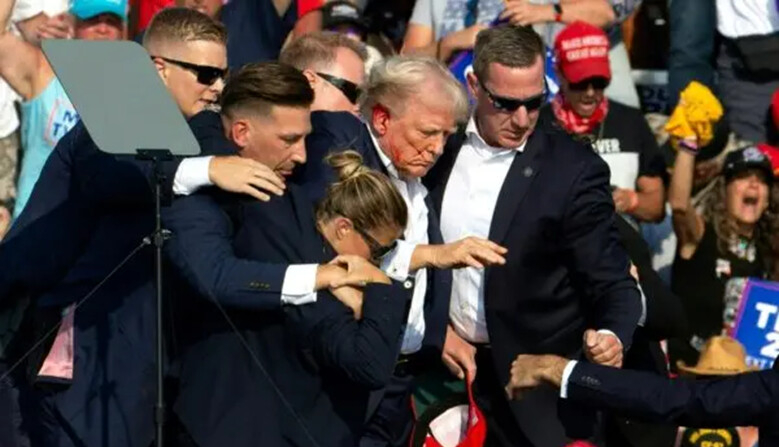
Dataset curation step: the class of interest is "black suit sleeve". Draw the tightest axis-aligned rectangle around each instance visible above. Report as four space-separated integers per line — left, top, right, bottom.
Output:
294 112 368 203
568 361 779 427
0 130 94 300
615 217 687 340
0 122 187 299
288 282 410 389
562 155 642 347
163 193 287 310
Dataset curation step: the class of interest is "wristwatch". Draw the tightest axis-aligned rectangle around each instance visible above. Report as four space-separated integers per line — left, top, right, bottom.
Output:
553 3 563 22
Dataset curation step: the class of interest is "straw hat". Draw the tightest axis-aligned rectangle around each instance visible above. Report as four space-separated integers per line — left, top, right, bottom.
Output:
677 336 758 376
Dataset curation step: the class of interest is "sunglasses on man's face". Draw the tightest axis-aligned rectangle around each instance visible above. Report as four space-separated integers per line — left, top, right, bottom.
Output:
316 72 362 105
568 77 610 92
354 226 398 262
479 81 547 113
153 56 227 86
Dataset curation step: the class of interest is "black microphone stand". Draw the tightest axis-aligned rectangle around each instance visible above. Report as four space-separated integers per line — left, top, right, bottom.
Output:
136 149 173 447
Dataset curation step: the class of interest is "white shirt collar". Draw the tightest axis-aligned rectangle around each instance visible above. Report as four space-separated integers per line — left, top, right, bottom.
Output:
465 116 526 155
365 123 402 180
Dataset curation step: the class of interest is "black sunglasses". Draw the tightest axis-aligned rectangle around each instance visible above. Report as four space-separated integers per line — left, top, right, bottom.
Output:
317 72 362 105
479 81 547 113
569 77 610 91
152 56 227 86
354 226 397 261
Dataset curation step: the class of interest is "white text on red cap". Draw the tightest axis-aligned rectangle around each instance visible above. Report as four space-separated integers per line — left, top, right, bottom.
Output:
560 35 609 51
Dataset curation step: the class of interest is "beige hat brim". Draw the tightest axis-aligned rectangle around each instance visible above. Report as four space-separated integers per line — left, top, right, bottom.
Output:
676 360 759 376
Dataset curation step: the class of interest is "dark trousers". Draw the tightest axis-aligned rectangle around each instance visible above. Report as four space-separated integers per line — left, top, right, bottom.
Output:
473 347 599 447
472 348 533 447
360 372 416 447
668 0 717 111
717 40 779 143
0 362 36 447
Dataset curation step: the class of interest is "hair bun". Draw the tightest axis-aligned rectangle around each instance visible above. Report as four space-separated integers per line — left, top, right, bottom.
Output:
326 150 370 182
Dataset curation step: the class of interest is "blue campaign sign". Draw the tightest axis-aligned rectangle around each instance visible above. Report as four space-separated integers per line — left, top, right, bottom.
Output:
731 279 779 369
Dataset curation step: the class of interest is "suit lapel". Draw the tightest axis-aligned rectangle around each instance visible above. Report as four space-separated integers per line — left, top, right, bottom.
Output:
487 130 546 245
428 129 466 216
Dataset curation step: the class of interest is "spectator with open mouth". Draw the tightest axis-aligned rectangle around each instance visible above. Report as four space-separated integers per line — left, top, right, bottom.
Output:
667 129 776 374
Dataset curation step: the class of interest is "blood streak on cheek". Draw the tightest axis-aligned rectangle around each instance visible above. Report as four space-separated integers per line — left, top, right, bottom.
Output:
390 144 403 165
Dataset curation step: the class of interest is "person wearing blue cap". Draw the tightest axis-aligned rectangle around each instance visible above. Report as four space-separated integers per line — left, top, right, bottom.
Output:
69 0 127 39
0 0 125 221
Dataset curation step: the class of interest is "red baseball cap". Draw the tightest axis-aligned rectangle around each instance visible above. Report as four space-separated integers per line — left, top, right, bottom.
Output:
758 143 779 178
554 21 611 84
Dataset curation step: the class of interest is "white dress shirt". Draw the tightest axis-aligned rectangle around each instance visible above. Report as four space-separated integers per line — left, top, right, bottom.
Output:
716 0 779 38
368 127 430 355
441 118 523 344
172 156 317 306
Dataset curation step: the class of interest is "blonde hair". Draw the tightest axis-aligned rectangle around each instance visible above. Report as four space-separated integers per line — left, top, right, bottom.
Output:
316 151 407 233
359 55 468 124
143 7 227 50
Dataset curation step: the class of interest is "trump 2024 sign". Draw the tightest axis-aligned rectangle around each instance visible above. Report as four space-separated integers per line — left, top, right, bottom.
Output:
730 279 779 369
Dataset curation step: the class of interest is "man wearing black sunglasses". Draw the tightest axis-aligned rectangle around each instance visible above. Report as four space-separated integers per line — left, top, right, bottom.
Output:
538 21 666 226
423 24 641 447
280 32 367 116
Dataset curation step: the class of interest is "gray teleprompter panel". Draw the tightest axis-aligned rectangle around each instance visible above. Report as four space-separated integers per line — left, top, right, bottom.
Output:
41 39 199 156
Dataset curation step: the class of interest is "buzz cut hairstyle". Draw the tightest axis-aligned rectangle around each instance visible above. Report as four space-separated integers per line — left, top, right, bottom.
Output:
279 31 368 72
472 24 545 82
220 62 315 118
142 7 227 49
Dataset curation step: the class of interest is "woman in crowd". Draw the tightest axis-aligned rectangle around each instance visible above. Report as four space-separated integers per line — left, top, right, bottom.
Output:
227 150 412 447
668 142 776 370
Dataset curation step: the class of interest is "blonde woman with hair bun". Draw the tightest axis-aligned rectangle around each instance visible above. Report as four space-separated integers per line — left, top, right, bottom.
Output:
228 149 412 447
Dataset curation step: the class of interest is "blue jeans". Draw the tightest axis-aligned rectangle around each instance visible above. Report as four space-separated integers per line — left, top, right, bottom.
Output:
668 0 716 111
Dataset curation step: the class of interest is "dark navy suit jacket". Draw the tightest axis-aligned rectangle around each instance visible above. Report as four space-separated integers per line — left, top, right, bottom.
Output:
293 111 452 358
423 124 642 447
568 360 779 444
165 110 408 447
231 186 412 447
162 111 288 312
0 111 284 447
171 182 411 447
0 120 183 447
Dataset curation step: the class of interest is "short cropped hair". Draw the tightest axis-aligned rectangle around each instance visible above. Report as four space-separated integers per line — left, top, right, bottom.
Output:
472 24 545 82
280 31 368 71
143 7 227 49
220 62 314 118
359 55 467 123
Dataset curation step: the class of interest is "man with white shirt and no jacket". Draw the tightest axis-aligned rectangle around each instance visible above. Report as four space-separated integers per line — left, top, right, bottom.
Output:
423 24 641 447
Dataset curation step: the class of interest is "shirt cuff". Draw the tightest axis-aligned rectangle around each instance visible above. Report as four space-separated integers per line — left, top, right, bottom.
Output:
381 239 417 281
596 329 623 349
559 360 578 399
280 264 318 305
173 156 213 196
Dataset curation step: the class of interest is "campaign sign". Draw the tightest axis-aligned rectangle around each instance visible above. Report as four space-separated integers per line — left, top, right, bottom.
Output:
730 279 779 370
